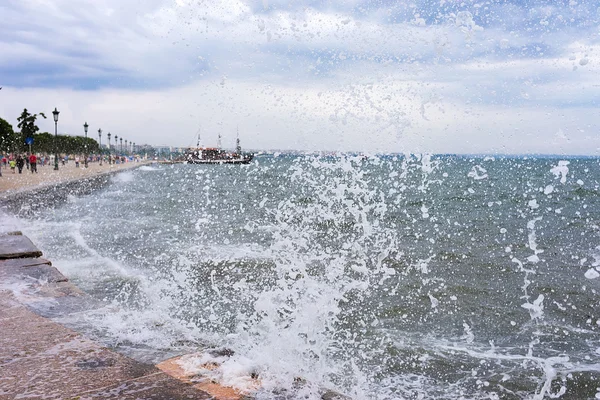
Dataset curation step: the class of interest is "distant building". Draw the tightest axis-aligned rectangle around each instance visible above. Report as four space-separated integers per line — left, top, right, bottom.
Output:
153 146 171 154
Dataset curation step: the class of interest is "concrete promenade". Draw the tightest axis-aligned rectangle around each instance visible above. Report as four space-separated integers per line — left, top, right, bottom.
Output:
0 161 145 195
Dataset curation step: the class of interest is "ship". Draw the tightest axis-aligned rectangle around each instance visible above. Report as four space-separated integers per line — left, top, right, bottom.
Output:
185 129 254 165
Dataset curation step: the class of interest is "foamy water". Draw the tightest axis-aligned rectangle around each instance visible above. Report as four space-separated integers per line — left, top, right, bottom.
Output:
3 155 600 399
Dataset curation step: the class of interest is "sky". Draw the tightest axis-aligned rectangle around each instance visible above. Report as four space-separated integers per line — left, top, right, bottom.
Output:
1 0 599 154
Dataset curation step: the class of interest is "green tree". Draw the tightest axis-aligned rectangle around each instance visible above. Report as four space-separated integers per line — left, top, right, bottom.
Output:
17 108 46 152
31 132 100 155
0 117 17 154
31 132 54 154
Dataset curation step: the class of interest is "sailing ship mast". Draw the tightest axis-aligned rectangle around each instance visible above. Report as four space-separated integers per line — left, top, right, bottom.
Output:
184 124 253 164
195 126 202 148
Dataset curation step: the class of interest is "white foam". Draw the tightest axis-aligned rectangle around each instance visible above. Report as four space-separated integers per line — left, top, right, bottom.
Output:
111 171 135 183
468 165 488 180
462 323 474 343
177 352 258 393
0 210 24 233
528 199 539 209
521 294 544 321
527 217 544 262
550 160 569 184
585 268 600 280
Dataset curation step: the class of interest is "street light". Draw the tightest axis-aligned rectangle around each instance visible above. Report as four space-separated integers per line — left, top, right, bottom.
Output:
83 122 89 168
114 135 118 163
52 107 59 170
107 132 111 164
98 128 102 165
120 137 123 153
125 139 128 155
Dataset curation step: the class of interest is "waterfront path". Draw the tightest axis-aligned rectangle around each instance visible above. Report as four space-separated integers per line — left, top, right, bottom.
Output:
0 161 146 195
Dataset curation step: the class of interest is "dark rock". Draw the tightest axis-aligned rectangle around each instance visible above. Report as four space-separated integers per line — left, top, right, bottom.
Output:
321 389 352 400
76 357 117 369
208 348 235 357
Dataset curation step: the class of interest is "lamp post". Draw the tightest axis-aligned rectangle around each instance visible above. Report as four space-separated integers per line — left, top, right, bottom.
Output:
107 132 111 164
52 107 59 170
125 140 128 155
83 122 89 168
114 135 118 163
120 137 123 153
98 128 102 165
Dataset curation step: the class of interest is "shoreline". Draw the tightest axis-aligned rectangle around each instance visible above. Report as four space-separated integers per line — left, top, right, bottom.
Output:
0 231 217 399
0 161 152 218
0 160 150 199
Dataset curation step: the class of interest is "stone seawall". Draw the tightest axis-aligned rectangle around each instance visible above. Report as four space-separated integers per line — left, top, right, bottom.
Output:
0 232 214 399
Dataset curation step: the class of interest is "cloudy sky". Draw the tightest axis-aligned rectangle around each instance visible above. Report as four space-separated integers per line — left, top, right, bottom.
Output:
1 0 599 154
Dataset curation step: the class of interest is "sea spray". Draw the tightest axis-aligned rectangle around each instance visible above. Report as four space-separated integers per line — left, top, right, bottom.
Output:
201 155 404 397
7 155 600 399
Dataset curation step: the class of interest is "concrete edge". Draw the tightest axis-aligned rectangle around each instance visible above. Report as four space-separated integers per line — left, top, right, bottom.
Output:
0 162 150 201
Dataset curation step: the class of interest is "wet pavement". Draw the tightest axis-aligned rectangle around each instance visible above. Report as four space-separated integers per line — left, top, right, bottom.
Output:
0 232 212 400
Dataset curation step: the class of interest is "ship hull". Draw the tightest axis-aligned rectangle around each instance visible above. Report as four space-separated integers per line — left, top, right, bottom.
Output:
186 155 253 165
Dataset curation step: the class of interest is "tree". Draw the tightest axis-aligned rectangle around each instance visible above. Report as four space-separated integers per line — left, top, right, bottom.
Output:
0 117 17 153
17 108 46 152
31 132 54 154
30 132 100 155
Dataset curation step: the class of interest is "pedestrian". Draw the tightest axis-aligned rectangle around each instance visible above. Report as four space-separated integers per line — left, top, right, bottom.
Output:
9 159 16 173
16 155 24 174
75 156 80 168
29 153 37 173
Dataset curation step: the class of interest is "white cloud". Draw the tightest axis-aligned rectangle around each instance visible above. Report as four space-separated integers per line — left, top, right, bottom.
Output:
1 0 600 154
2 68 599 155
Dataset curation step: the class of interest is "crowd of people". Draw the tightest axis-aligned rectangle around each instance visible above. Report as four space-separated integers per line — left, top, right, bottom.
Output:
0 153 140 177
0 153 38 176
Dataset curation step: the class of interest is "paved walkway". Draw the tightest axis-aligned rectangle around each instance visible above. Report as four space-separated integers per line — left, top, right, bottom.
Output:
0 161 147 195
0 291 212 399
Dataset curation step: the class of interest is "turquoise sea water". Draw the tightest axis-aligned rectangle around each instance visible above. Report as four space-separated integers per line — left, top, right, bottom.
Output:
5 154 600 399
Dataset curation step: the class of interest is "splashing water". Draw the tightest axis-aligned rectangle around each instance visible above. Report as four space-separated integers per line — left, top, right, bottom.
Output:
6 155 600 399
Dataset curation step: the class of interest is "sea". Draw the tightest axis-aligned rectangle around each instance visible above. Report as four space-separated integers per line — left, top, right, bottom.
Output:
2 154 600 400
